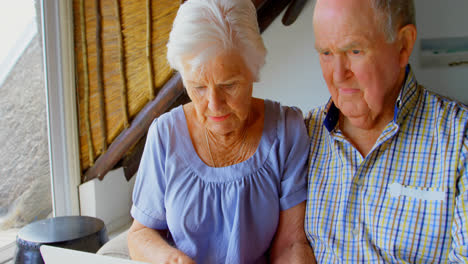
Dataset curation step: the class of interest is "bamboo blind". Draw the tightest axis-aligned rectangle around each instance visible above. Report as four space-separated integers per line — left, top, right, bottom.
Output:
73 0 179 175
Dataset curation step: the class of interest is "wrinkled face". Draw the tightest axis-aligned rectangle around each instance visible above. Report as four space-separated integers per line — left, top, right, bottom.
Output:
313 0 405 128
182 51 254 135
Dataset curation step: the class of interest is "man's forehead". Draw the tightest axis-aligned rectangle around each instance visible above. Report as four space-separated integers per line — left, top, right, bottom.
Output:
313 0 376 25
313 0 381 48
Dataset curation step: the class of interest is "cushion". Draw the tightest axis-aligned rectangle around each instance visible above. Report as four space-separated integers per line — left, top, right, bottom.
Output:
96 230 130 259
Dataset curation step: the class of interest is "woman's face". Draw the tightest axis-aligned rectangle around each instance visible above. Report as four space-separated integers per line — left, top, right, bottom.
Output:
182 51 254 136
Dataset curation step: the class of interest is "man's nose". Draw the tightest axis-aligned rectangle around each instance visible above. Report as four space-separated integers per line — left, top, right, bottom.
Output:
333 55 351 83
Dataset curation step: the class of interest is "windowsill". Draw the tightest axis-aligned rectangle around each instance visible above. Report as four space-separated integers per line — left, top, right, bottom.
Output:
0 228 18 249
0 241 16 264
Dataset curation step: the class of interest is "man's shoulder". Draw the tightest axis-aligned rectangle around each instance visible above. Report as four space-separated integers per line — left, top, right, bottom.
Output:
421 85 468 122
304 104 328 135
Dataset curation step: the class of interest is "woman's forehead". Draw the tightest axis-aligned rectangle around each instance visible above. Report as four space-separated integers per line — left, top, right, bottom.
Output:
182 52 251 83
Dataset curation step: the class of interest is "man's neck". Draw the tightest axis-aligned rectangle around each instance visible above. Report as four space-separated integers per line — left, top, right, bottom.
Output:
339 112 393 157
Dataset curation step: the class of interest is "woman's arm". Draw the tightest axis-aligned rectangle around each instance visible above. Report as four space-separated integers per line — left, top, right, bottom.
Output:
127 219 195 264
269 202 316 264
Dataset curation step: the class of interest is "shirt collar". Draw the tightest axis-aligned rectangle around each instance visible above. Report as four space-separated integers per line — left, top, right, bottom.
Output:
323 64 419 133
323 99 340 132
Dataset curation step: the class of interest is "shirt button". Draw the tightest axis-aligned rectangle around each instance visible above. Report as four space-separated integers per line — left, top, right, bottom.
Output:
356 178 364 186
352 228 359 238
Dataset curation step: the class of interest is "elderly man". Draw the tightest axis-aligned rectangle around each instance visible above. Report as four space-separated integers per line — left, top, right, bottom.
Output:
305 0 468 262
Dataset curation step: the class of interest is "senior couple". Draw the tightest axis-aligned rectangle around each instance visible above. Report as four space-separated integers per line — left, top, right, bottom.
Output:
127 0 468 263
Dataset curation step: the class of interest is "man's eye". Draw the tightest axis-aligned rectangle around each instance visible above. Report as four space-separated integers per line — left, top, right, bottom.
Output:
352 50 361 55
323 51 331 56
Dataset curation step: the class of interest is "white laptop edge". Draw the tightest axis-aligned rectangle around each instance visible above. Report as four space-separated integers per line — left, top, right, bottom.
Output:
40 245 149 264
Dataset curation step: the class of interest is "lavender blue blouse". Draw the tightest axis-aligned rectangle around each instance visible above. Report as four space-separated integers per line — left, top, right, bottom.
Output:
131 99 308 264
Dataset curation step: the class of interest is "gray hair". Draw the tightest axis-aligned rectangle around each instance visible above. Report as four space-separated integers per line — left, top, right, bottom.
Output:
166 0 266 81
371 0 416 42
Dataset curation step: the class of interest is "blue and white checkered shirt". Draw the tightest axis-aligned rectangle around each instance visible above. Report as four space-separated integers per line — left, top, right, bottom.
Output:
305 66 468 263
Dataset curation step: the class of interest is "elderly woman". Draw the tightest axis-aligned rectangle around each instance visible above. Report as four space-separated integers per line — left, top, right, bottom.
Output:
127 0 314 263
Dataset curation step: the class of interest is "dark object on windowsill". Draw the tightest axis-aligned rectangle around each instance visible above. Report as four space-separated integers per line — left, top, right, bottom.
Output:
14 216 108 264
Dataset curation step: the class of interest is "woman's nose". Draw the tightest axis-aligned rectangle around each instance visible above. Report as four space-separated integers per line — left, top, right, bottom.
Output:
207 87 224 112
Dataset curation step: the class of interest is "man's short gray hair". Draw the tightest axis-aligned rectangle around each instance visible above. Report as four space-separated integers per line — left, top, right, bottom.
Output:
371 0 416 42
167 0 266 81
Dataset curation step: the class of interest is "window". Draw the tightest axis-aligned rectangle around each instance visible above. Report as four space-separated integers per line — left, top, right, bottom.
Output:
0 0 51 254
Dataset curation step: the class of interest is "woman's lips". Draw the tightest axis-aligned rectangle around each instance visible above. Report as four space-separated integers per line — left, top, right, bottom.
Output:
209 114 231 122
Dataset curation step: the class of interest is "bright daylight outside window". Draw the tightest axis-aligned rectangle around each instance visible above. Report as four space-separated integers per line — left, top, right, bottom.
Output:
0 0 51 254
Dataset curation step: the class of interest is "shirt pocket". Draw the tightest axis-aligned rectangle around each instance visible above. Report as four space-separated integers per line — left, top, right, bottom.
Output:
372 182 450 262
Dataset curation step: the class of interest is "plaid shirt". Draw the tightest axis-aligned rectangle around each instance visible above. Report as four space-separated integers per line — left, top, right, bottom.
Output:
305 67 468 263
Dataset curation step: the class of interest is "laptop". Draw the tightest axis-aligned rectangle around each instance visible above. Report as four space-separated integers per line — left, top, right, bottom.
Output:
40 245 149 264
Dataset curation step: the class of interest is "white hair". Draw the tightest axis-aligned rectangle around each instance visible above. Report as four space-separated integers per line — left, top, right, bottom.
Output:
166 0 266 81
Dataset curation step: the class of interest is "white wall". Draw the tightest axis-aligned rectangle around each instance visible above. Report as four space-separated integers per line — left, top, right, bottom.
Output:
254 0 468 112
410 0 468 104
79 168 136 234
253 2 327 113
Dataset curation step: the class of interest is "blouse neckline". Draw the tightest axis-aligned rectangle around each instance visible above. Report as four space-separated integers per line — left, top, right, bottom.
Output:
175 99 277 183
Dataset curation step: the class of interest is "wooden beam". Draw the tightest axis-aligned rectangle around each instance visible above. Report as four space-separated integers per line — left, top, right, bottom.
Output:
282 0 309 26
257 0 294 33
120 135 146 182
83 73 185 182
252 0 268 10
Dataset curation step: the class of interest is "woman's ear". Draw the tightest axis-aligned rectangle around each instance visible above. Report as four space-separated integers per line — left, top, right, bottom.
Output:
397 24 417 68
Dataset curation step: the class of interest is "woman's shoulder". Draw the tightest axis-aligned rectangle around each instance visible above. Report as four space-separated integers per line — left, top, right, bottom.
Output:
263 99 305 129
147 104 185 138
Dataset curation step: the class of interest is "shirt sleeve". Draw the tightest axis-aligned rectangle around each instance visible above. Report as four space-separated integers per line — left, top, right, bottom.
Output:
130 119 168 230
278 106 310 211
449 125 468 262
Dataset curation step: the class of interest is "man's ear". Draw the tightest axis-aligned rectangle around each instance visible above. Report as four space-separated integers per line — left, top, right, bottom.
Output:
397 24 417 68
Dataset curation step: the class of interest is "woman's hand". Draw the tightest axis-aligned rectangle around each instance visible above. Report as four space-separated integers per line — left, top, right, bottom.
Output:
127 220 195 264
160 251 196 264
164 251 195 264
269 202 316 264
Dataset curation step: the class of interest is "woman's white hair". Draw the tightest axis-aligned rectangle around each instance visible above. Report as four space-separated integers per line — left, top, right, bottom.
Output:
167 0 266 81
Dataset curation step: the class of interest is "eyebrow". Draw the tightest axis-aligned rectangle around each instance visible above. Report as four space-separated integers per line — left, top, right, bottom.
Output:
339 42 362 52
315 45 325 53
218 76 244 84
184 75 244 86
315 41 365 53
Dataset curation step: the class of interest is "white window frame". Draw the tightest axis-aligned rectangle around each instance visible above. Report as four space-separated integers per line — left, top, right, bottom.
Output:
41 0 81 216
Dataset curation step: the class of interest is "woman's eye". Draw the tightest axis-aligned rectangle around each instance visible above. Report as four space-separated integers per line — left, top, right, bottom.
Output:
221 83 236 89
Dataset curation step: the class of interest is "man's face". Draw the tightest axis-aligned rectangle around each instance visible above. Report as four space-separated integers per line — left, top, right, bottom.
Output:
313 0 406 129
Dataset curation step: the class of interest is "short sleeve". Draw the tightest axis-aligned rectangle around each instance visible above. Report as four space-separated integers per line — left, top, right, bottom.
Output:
131 119 168 230
278 106 309 211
